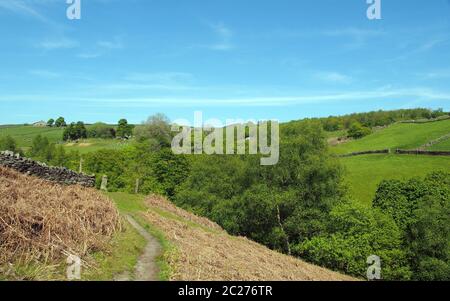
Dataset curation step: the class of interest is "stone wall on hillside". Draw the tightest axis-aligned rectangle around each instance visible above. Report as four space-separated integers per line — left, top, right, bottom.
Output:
395 149 450 156
338 149 390 158
0 151 95 187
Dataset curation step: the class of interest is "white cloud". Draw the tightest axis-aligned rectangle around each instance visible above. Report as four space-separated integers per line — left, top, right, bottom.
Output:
77 36 124 59
204 22 234 51
124 72 194 83
37 38 79 50
77 52 102 59
29 69 61 78
97 36 124 49
314 71 352 84
419 69 450 79
1 87 449 108
0 0 48 22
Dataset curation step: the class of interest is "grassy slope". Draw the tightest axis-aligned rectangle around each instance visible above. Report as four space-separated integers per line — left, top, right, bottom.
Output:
0 125 131 154
0 126 63 148
332 121 450 205
341 154 450 205
427 138 450 151
332 120 450 154
106 192 355 280
64 139 132 154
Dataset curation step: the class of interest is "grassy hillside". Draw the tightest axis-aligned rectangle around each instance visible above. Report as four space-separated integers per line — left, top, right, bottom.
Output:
427 138 450 151
340 154 450 205
331 119 450 205
332 119 450 154
0 125 131 154
0 126 63 149
64 138 132 154
108 192 355 281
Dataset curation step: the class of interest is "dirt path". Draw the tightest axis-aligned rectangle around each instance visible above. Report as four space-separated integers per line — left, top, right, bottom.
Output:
115 215 162 281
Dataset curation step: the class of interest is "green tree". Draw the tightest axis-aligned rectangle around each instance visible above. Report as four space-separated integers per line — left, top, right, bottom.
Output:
296 201 411 280
0 135 20 154
134 113 172 148
347 122 371 139
373 172 450 280
117 119 134 139
55 117 66 127
63 122 87 141
47 118 55 127
88 122 116 139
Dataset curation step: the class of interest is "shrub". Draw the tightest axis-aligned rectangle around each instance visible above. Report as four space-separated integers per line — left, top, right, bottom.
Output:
87 122 116 139
347 122 372 139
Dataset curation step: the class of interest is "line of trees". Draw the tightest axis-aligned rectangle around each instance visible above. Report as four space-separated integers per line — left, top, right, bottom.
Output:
283 108 449 133
47 117 67 127
61 119 134 141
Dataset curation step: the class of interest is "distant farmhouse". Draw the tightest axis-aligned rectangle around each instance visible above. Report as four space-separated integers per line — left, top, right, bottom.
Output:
32 121 47 127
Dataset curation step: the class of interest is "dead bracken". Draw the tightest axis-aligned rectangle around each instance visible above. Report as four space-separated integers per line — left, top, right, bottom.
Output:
0 166 120 272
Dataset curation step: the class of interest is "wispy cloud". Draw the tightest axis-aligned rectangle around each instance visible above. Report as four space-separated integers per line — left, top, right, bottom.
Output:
314 71 352 84
0 0 48 23
417 37 448 52
77 36 124 59
1 87 449 108
97 36 124 50
209 23 234 50
419 69 450 79
36 38 79 50
387 35 449 62
124 72 194 83
28 69 61 78
98 72 196 91
195 22 234 51
321 27 385 49
77 52 102 59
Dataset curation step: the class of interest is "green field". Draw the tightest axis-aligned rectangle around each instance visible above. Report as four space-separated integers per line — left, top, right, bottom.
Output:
340 154 450 205
427 138 450 151
334 120 450 205
332 120 450 154
0 125 131 154
0 126 64 149
64 139 132 154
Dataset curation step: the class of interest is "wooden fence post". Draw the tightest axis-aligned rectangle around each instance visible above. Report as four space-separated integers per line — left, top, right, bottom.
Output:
135 178 140 194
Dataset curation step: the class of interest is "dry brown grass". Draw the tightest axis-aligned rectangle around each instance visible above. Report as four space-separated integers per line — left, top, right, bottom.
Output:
0 167 120 271
142 196 355 281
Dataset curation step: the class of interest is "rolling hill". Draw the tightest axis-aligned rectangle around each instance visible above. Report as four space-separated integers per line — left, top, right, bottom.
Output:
332 119 450 154
0 125 63 149
0 125 130 154
330 119 450 205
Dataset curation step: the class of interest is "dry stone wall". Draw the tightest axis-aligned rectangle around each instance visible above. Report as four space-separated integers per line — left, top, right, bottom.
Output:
0 151 95 187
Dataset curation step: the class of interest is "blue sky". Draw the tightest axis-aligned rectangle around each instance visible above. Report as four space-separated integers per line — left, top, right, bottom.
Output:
0 0 450 124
